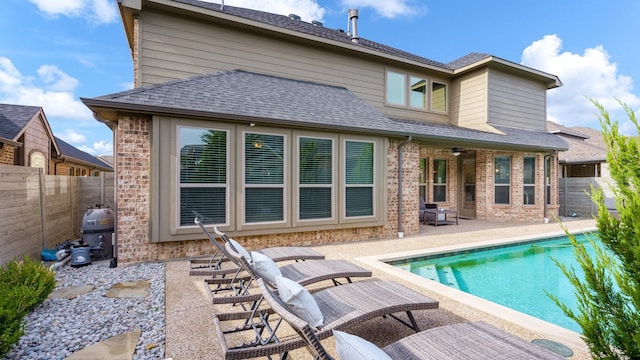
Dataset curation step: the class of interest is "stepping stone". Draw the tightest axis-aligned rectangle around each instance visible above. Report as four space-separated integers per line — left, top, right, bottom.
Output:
105 280 150 298
48 285 95 299
66 329 141 360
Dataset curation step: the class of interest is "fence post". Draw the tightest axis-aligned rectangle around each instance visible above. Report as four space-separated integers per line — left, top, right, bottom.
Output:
38 168 46 250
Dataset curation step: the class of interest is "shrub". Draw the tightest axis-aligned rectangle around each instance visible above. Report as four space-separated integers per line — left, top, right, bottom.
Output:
0 257 56 356
552 99 640 359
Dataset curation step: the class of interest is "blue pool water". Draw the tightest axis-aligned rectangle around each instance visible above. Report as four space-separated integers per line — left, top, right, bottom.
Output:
391 233 599 333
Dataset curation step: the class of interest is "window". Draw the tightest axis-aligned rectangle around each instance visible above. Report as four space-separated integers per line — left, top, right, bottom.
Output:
345 140 374 217
523 157 535 205
161 120 385 241
298 137 333 220
68 167 74 176
386 71 406 106
419 158 428 201
494 156 511 204
179 127 228 226
433 159 447 202
385 70 447 112
431 81 447 112
244 132 285 224
545 156 551 205
409 76 427 109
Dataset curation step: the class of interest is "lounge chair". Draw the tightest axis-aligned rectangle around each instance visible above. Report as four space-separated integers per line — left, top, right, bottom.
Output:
206 239 372 306
249 278 564 359
213 278 439 359
189 217 325 276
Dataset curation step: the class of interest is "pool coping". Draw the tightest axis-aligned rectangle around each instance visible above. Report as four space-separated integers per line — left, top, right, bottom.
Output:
354 227 597 353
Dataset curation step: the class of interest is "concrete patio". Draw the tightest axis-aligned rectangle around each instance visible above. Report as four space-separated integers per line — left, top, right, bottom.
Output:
164 218 596 359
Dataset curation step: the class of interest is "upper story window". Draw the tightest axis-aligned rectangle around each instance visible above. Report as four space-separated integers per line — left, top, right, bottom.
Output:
385 70 448 113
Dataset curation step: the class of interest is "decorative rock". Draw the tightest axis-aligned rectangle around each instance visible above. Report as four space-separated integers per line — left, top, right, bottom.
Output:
1 262 165 360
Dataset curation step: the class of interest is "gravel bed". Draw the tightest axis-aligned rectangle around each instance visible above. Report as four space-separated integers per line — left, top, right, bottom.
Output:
1 261 165 360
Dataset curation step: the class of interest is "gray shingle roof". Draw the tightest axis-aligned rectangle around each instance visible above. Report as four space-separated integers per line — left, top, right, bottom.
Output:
54 137 113 170
547 121 606 163
174 0 454 70
83 69 568 151
0 103 41 140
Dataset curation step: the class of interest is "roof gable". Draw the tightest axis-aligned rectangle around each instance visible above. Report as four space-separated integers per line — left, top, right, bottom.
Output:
0 103 42 141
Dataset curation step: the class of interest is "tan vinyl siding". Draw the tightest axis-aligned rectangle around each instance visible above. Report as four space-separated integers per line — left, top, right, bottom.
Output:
453 69 488 128
138 8 451 124
487 69 547 131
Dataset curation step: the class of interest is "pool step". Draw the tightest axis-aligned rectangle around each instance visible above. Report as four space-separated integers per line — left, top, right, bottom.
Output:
438 266 460 290
417 264 438 281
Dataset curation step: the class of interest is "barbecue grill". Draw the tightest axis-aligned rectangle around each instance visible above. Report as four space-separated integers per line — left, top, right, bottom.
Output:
81 205 114 259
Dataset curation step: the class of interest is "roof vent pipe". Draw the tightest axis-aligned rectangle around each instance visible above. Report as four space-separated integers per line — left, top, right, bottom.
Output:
220 0 224 11
347 9 359 43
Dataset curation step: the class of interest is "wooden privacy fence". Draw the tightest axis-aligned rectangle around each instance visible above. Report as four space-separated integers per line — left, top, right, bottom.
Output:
0 164 114 265
559 177 614 218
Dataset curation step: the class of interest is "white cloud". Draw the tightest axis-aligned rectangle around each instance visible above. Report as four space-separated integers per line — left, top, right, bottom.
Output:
339 0 426 18
0 57 92 120
37 65 80 92
521 34 640 133
59 129 87 144
205 0 325 22
28 0 117 25
93 140 113 155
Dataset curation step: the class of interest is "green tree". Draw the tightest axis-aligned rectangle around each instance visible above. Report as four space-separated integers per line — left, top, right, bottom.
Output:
552 99 640 359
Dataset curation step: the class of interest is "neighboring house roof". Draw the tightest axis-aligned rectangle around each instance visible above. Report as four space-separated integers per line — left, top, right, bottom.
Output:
0 103 40 140
0 103 60 152
54 137 113 171
82 70 568 151
98 155 114 166
547 121 607 163
121 0 561 89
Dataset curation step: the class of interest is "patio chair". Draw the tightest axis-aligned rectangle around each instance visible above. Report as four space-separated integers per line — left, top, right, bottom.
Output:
213 278 439 359
247 278 564 360
206 239 372 306
317 322 564 359
189 217 325 276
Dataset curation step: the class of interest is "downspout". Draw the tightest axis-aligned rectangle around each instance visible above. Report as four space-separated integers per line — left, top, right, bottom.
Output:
397 136 412 238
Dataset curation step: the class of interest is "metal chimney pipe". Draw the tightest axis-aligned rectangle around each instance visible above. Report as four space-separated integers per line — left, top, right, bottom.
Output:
348 9 359 43
220 0 224 11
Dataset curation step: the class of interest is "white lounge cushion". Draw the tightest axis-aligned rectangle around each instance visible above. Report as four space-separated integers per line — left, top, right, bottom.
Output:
228 238 252 264
275 276 323 328
251 251 282 283
334 330 392 360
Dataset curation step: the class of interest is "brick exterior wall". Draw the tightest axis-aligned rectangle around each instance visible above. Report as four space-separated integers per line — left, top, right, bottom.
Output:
0 144 16 165
113 116 560 264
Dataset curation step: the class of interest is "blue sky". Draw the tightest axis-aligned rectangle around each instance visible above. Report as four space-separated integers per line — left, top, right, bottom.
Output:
1 0 638 156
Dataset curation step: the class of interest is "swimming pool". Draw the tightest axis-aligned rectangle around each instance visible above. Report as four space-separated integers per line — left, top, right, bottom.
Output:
389 233 598 333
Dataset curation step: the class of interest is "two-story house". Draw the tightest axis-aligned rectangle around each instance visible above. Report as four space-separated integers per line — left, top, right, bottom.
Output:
81 0 567 263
